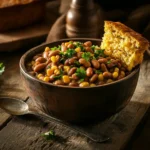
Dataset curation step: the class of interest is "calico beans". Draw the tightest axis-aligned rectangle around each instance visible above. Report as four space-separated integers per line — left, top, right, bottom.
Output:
27 41 130 87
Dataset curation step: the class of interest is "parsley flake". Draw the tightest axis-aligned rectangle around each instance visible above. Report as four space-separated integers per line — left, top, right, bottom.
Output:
82 52 91 61
76 68 86 79
0 63 5 75
94 49 105 58
41 130 55 140
61 49 76 58
51 45 61 51
107 60 111 64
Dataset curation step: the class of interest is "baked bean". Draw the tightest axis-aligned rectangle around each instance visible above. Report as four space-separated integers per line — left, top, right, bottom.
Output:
69 57 78 65
49 50 60 57
91 59 100 69
43 51 49 59
98 81 105 85
117 62 122 68
69 82 78 87
79 58 91 68
58 64 64 70
86 67 93 77
64 59 70 65
77 52 83 58
68 67 77 76
35 57 46 63
84 41 92 47
98 58 107 63
85 47 93 53
33 63 46 72
107 63 116 68
67 43 74 49
54 80 64 85
103 72 112 78
61 43 67 52
33 54 42 60
90 74 98 83
72 73 79 80
101 63 108 72
49 74 55 81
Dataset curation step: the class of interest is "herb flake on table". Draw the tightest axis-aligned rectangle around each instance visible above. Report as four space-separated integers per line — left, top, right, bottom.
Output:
41 130 56 140
0 63 5 75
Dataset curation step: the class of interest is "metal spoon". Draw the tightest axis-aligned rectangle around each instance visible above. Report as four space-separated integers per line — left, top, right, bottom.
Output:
0 97 110 143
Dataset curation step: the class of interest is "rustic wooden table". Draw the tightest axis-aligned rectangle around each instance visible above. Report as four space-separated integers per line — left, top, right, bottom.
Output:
0 49 150 150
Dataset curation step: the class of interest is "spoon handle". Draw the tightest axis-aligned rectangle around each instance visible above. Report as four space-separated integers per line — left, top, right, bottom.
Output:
29 111 110 143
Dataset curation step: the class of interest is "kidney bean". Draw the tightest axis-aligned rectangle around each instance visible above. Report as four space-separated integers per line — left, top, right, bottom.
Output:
86 67 93 77
33 54 42 60
49 50 60 57
103 72 112 78
35 57 46 63
33 63 46 72
68 67 77 76
61 43 67 52
101 63 108 72
64 59 70 65
58 64 64 70
84 41 92 47
90 74 98 83
120 67 126 71
69 81 78 87
91 59 100 69
117 62 122 68
43 51 49 59
98 81 105 85
72 73 79 80
77 52 83 58
49 74 55 81
54 80 64 85
79 58 91 68
69 57 78 65
107 63 116 68
67 43 74 49
98 58 107 63
85 47 93 53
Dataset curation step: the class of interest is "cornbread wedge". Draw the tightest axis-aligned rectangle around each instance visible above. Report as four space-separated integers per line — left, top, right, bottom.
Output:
100 21 149 71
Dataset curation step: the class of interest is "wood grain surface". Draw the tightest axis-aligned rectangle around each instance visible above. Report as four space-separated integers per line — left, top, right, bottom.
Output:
0 52 149 150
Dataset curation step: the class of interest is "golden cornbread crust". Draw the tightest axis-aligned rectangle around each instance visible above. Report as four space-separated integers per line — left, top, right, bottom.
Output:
0 0 38 8
101 21 149 71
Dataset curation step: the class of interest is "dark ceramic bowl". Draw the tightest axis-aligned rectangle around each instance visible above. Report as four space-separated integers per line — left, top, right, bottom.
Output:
20 38 140 124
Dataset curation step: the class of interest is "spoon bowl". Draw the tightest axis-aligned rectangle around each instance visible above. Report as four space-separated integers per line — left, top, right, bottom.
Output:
0 97 29 115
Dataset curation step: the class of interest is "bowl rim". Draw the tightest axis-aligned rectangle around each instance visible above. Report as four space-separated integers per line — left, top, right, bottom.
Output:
20 38 140 89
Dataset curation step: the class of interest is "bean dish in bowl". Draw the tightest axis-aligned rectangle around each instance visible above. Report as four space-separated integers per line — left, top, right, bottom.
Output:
20 21 149 123
26 40 130 87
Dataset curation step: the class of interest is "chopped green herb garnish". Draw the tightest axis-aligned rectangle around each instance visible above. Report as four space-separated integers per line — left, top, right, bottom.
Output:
82 52 91 61
76 68 86 79
91 45 97 50
0 63 5 75
41 130 55 140
74 42 84 51
95 70 102 74
51 45 61 51
62 49 76 58
79 78 84 83
74 60 80 67
94 49 105 58
107 60 111 64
